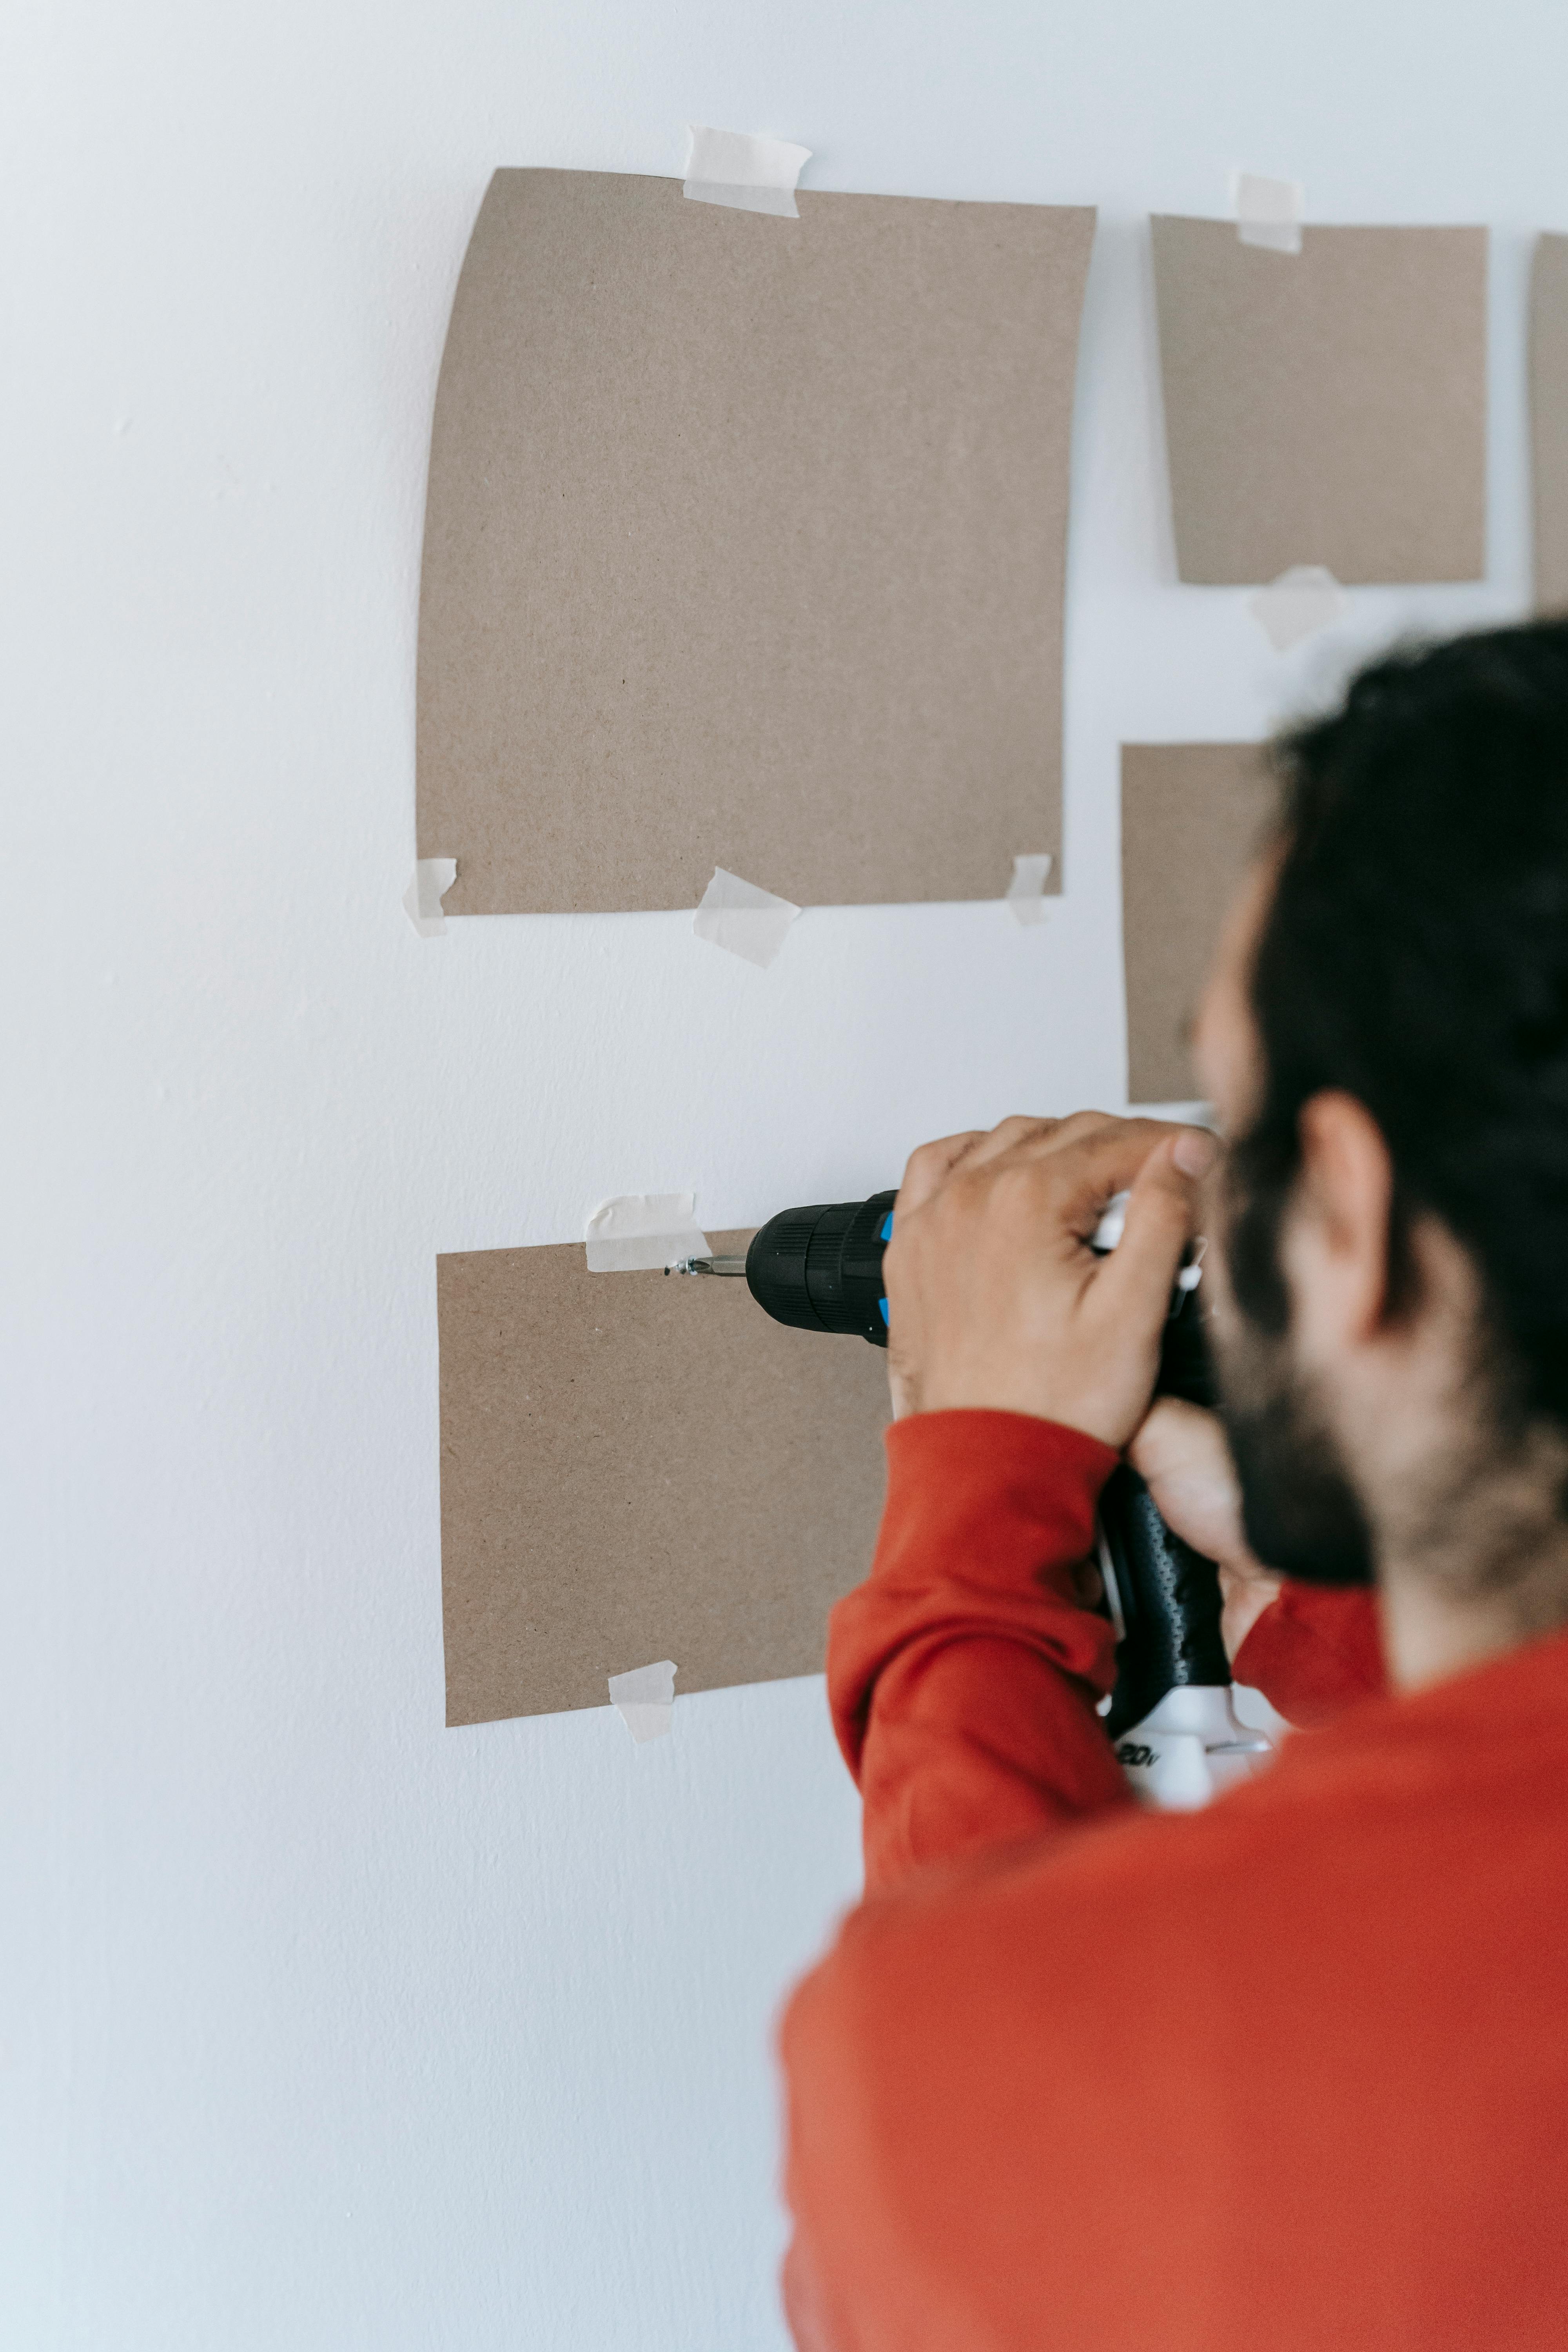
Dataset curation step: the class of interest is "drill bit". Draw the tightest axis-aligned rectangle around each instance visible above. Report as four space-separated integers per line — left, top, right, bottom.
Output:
666 1255 748 1277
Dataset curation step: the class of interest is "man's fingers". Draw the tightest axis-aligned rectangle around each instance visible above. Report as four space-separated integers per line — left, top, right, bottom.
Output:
965 1110 1126 1178
1029 1109 1127 1155
898 1112 1070 1215
936 1109 1144 1187
1126 1395 1222 1488
1127 1397 1253 1569
985 1118 1193 1236
903 1112 1170 1226
949 1114 1061 1172
898 1114 1213 1287
897 1131 987 1214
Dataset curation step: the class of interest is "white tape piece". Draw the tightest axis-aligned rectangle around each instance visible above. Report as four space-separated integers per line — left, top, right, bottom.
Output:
693 867 801 968
683 125 811 218
608 1659 678 1744
403 858 457 937
584 1192 711 1272
1004 853 1054 927
1247 564 1347 652
1231 169 1304 255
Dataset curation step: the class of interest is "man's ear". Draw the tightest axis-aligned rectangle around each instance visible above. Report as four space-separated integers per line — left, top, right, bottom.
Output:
1288 1091 1396 1348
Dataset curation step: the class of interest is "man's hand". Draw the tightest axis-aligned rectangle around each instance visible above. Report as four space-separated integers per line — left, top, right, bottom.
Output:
1128 1397 1285 1662
882 1112 1218 1449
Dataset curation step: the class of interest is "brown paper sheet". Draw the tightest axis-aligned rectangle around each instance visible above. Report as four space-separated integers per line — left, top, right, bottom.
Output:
1121 744 1277 1103
437 1234 891 1725
1150 218 1487 585
417 170 1095 913
1531 234 1568 612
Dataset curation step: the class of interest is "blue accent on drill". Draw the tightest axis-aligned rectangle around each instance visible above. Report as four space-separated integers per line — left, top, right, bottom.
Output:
878 1208 893 1322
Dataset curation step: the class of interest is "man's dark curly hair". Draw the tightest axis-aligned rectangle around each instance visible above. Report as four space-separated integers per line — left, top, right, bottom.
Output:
1229 618 1568 1443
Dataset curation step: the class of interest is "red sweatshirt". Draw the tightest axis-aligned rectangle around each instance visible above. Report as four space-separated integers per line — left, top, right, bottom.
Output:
779 1411 1568 2352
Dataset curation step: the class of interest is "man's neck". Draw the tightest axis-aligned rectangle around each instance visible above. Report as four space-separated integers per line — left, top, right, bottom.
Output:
1377 1479 1568 1691
1377 1573 1524 1693
1364 1381 1568 1692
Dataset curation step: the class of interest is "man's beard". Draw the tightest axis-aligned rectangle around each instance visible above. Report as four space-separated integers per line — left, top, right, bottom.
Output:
1213 1281 1377 1589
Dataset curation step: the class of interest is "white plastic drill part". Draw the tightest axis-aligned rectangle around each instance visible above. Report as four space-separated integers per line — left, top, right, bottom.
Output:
1113 1684 1275 1811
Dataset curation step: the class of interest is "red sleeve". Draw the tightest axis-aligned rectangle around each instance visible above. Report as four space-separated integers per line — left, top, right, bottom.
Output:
1232 1581 1386 1728
826 1410 1132 1891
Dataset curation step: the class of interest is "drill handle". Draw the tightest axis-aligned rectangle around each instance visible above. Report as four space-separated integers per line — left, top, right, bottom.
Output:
1099 1465 1230 1737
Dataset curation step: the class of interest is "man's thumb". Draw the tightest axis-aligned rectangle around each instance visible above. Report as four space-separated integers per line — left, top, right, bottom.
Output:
1104 1130 1214 1307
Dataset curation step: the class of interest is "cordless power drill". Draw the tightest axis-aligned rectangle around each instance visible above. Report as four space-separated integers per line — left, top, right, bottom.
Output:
675 1190 1271 1807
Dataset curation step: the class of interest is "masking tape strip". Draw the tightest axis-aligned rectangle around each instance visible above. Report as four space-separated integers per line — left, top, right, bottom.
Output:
683 124 812 219
693 867 801 968
608 1659 678 1743
404 857 457 937
584 1192 712 1272
1231 169 1304 255
1247 564 1347 651
1004 853 1054 927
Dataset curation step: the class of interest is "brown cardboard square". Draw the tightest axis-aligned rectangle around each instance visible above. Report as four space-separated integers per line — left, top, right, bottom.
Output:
1150 218 1487 586
437 1233 891 1726
1531 233 1568 612
417 170 1095 914
1121 744 1278 1104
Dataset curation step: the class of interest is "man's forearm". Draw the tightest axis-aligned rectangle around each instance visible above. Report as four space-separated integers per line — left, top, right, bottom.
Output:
828 1409 1132 1890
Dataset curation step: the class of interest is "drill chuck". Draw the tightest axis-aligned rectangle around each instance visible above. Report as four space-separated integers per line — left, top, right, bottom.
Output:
742 1191 898 1346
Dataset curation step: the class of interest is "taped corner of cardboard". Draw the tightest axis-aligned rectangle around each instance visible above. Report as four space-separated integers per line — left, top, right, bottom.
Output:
1246 565 1347 651
683 124 811 218
584 1192 711 1272
404 857 457 937
608 1658 678 1742
1004 853 1054 925
1230 168 1303 254
693 867 802 967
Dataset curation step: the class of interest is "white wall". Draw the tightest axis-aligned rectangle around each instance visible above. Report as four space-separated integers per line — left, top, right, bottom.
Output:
3 1 1555 2343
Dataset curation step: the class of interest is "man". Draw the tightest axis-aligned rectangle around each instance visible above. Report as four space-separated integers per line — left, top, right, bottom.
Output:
779 621 1568 2350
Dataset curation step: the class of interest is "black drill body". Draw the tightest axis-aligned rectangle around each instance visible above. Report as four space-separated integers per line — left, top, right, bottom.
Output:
740 1192 1230 1738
